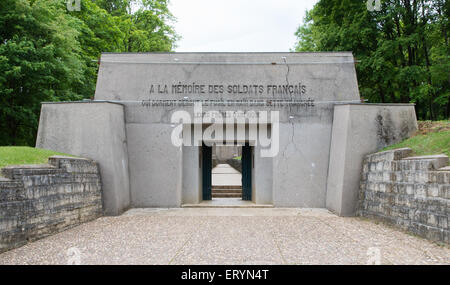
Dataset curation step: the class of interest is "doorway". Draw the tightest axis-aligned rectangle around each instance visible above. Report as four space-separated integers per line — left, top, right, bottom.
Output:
201 143 253 202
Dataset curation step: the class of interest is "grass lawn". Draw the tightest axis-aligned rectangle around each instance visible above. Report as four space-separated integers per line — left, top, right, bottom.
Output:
0 146 74 169
382 121 450 158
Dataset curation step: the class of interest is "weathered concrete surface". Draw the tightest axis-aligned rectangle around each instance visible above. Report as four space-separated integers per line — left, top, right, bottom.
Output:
95 52 360 101
359 148 450 244
274 118 333 207
0 156 102 254
327 104 418 216
126 123 181 208
182 145 201 205
0 208 448 265
36 102 130 216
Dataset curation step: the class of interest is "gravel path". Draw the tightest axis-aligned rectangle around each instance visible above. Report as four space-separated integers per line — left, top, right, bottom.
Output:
0 208 448 265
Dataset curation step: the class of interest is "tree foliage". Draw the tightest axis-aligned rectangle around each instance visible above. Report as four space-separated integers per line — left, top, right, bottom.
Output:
0 0 178 145
294 0 449 120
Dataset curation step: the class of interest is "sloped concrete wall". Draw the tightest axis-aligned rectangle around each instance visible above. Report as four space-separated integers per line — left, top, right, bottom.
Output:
327 104 418 216
0 156 102 253
36 102 130 215
358 149 449 244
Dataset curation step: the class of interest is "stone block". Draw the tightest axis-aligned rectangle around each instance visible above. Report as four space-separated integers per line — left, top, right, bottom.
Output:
414 184 427 199
366 148 413 163
414 172 430 183
429 171 450 184
427 184 440 197
0 157 103 254
403 154 449 170
440 184 450 199
359 149 450 244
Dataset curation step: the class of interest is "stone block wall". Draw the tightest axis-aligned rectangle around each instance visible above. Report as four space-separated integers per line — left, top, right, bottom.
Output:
358 148 450 244
0 156 103 253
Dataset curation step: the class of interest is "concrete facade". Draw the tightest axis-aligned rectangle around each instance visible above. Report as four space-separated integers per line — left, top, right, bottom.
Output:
36 52 418 216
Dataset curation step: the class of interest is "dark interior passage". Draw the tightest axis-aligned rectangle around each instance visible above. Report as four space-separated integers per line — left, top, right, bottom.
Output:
201 143 252 201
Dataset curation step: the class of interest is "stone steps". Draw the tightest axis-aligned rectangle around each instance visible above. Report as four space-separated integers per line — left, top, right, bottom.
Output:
213 193 242 198
212 185 242 198
212 185 242 190
212 189 241 193
212 188 242 193
1 164 62 180
402 154 449 171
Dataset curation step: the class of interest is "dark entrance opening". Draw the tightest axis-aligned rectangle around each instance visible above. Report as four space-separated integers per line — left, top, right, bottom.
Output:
241 143 252 201
201 142 253 202
201 143 212 200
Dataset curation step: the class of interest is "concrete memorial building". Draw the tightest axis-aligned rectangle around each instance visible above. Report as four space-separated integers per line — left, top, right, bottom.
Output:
36 52 418 216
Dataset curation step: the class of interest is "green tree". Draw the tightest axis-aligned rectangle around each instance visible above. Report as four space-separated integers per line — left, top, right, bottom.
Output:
125 0 179 52
70 0 178 98
0 0 85 145
94 0 131 16
70 0 128 99
0 0 179 146
294 0 450 120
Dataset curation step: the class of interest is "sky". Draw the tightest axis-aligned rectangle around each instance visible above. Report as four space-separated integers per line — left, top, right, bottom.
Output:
169 0 318 52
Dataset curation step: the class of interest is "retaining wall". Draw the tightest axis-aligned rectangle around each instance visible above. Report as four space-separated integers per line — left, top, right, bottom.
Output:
0 156 103 253
358 148 450 244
